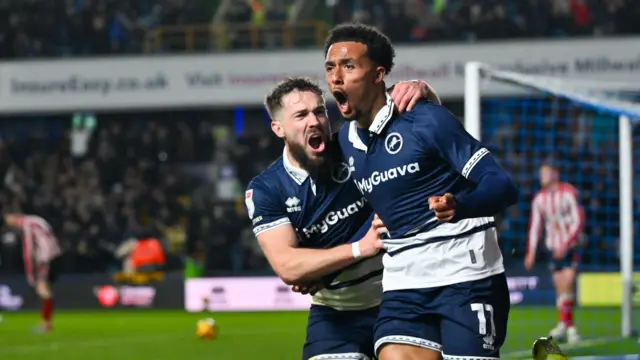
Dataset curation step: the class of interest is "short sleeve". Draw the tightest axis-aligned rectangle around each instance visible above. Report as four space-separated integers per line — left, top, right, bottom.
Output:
245 179 290 236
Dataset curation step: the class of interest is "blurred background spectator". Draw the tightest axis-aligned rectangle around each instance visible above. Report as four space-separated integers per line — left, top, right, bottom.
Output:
0 0 637 58
0 112 280 276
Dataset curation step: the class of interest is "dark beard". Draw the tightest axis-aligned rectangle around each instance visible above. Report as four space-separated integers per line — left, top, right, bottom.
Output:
287 140 337 179
288 141 324 177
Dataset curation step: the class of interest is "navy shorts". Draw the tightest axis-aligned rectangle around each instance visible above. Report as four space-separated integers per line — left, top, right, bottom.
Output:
549 248 580 272
303 304 378 360
374 273 510 359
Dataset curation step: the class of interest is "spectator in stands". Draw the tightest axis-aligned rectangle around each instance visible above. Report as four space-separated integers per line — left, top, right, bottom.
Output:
0 0 213 58
118 235 166 273
225 1 253 48
0 0 638 56
322 0 638 45
0 116 231 275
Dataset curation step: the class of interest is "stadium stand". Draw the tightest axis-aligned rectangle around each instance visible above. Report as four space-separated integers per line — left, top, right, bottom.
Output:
0 0 637 58
325 0 640 43
0 0 637 276
0 1 638 359
0 113 278 275
0 5 636 303
0 0 213 58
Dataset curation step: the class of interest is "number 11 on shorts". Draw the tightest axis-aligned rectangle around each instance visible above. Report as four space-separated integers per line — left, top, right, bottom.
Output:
471 303 497 348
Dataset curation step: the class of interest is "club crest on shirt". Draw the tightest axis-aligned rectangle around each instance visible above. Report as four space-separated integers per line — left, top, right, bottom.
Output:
385 132 403 154
331 157 356 183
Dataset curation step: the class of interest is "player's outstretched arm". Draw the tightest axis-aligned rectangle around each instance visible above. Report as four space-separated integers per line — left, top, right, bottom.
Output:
246 182 383 285
454 159 518 220
415 105 518 221
256 223 383 285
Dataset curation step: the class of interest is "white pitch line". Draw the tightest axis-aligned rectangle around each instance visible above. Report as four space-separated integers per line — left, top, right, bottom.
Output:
502 337 619 359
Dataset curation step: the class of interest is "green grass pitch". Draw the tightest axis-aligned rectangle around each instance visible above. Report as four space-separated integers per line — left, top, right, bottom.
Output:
0 307 636 359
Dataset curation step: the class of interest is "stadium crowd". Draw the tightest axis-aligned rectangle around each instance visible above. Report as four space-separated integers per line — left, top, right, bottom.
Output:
326 0 640 44
0 114 280 275
0 0 211 58
0 0 638 58
0 0 636 276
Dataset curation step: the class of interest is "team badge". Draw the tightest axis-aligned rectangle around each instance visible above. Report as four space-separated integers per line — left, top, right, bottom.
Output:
385 132 403 154
331 157 355 183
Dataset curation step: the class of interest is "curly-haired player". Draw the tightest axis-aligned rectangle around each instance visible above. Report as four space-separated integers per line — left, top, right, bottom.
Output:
327 23 518 360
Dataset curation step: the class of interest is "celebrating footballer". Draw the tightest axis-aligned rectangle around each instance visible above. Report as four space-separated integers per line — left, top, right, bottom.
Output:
246 77 439 360
326 23 518 360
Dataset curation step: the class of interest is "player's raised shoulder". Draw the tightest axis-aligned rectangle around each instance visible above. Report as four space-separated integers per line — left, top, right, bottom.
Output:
403 100 469 150
403 100 459 128
247 157 284 190
245 157 286 219
406 98 440 112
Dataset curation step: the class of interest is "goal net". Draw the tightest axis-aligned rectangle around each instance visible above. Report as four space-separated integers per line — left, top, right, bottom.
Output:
464 62 639 355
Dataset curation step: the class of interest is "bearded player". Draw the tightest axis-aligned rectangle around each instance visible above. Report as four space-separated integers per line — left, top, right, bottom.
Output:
247 78 438 360
525 163 584 344
3 214 61 333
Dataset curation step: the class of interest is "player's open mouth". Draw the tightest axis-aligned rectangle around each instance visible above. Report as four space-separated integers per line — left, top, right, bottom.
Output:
307 133 326 153
333 90 350 114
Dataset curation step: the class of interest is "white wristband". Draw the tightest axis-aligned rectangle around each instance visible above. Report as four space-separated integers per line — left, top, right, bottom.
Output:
351 242 362 260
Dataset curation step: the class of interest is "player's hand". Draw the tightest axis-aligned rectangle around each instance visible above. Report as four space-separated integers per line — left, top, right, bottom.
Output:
428 193 456 222
524 253 535 271
371 214 388 236
292 281 324 296
390 80 441 113
358 221 386 258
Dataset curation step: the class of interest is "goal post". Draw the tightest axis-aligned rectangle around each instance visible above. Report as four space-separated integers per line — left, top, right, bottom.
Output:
619 113 634 338
464 61 638 341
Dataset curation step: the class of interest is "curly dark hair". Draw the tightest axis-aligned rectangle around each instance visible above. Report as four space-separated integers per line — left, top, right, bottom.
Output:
264 77 324 120
324 23 395 75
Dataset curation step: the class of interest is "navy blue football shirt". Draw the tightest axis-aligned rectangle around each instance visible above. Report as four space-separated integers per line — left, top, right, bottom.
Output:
337 94 517 240
247 147 372 248
246 145 383 310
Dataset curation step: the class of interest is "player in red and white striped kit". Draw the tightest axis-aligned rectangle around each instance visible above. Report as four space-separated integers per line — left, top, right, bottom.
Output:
525 164 584 344
4 214 61 333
